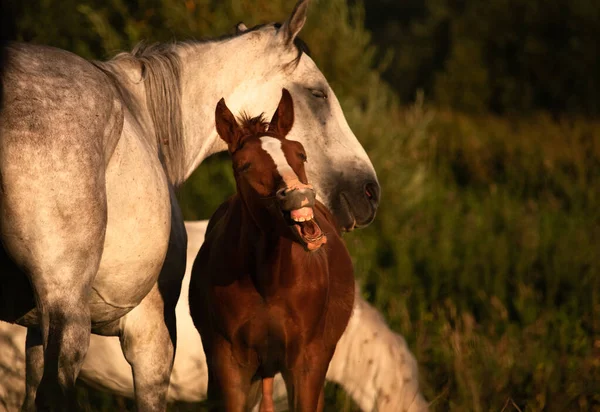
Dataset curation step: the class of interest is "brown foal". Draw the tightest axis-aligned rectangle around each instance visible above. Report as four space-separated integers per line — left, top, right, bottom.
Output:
189 89 355 411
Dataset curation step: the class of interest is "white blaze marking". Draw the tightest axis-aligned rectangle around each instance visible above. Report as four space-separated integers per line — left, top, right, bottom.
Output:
260 136 300 186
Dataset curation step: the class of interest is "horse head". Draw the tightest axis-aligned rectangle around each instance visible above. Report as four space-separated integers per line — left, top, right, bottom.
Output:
217 0 380 231
215 88 326 252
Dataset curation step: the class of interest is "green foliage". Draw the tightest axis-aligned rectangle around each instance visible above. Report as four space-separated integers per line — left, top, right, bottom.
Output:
347 104 600 409
10 0 600 410
366 0 600 115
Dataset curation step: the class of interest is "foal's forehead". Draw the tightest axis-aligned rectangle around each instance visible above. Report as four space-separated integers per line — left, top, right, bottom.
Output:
259 136 301 184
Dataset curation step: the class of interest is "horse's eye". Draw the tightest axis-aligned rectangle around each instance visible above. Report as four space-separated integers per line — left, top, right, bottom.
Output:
237 162 251 173
298 152 307 162
310 89 328 100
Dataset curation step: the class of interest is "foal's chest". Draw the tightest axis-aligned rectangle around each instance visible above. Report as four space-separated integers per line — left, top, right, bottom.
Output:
224 258 331 369
232 292 327 371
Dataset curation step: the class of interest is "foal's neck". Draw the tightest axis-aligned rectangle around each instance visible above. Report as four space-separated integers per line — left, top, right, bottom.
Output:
238 193 319 263
237 194 282 249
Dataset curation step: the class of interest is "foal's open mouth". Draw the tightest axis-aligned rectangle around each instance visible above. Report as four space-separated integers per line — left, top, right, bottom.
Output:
285 206 327 251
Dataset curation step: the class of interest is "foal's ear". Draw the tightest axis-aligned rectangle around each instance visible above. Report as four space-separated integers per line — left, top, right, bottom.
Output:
280 0 309 45
215 98 240 151
269 89 295 137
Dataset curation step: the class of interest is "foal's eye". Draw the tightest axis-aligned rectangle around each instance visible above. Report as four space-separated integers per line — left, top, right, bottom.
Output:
298 152 307 162
310 89 328 100
237 162 251 173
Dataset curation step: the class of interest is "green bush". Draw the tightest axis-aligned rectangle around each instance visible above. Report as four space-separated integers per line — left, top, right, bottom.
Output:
367 0 600 115
346 104 600 410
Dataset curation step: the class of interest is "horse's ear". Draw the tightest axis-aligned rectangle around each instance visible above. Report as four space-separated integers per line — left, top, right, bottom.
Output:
269 89 294 137
235 22 248 34
215 98 240 151
280 0 309 45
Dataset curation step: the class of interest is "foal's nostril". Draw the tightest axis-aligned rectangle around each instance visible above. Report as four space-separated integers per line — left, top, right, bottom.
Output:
364 181 380 206
276 188 288 200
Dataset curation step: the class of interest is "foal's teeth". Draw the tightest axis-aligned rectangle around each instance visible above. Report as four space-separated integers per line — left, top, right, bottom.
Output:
292 214 313 223
290 207 314 222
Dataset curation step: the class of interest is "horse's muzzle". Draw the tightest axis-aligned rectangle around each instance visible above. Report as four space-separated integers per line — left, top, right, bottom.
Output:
276 185 316 215
277 184 326 251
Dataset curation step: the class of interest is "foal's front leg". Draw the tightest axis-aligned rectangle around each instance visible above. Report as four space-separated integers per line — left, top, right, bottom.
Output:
119 283 177 412
283 346 331 412
205 338 255 412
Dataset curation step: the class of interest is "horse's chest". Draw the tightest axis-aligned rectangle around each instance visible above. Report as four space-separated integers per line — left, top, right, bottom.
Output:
90 130 172 323
221 270 330 369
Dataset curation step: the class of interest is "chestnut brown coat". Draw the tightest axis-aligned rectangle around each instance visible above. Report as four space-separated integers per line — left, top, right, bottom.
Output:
189 89 355 412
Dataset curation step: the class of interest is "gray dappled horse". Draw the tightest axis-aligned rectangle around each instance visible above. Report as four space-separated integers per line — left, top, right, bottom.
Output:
0 0 380 410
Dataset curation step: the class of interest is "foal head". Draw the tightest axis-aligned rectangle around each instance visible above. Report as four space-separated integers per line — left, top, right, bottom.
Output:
215 89 326 251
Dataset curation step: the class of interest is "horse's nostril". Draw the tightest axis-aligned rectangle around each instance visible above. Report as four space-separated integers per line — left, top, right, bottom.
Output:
276 188 287 199
364 181 380 205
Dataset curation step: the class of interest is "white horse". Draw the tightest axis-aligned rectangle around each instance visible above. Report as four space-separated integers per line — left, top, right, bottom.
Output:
0 1 381 409
0 221 427 412
0 0 379 410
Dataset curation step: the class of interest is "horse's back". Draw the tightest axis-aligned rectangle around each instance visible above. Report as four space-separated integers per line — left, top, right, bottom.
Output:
1 42 122 159
0 42 123 234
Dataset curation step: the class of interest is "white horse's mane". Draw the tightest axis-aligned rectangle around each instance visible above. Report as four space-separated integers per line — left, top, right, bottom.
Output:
92 24 311 188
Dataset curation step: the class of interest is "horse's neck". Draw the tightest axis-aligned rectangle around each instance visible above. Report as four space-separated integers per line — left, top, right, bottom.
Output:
98 56 158 151
177 40 281 180
101 37 278 186
98 53 185 184
226 196 289 284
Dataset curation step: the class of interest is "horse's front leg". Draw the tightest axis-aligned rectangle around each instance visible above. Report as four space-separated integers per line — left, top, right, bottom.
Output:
205 339 256 412
119 283 177 412
258 377 275 412
282 345 331 412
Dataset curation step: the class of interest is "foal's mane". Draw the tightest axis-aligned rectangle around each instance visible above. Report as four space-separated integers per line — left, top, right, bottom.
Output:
233 112 284 153
238 112 270 137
